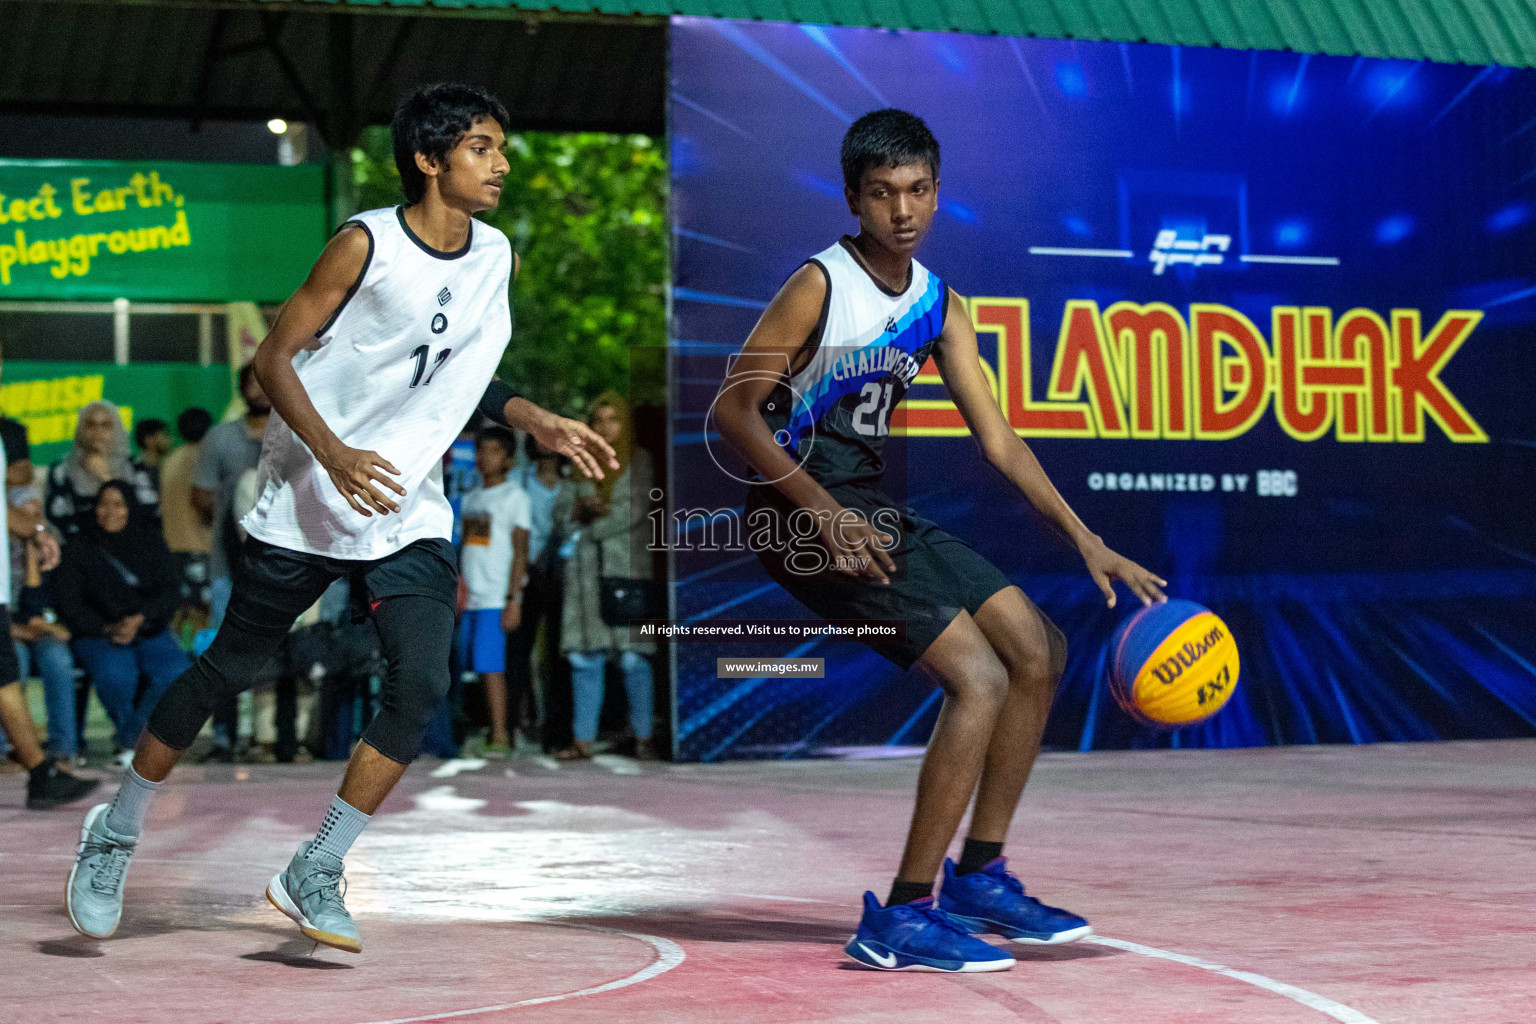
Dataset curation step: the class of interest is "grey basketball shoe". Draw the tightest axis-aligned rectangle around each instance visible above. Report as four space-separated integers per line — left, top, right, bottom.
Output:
265 842 362 953
66 803 137 938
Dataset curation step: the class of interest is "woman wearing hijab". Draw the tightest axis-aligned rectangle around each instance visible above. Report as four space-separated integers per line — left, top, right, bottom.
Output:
51 479 188 753
556 391 660 760
45 401 160 537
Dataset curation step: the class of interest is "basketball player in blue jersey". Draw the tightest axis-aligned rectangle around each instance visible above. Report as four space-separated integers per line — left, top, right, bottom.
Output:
63 84 618 952
715 110 1168 973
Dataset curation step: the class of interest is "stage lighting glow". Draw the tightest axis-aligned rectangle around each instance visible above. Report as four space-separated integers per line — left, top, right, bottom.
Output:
267 118 288 135
1376 214 1414 244
1274 220 1309 248
1055 62 1087 98
1487 202 1530 233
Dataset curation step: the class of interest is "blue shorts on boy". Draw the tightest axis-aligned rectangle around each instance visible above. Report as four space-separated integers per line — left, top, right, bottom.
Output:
458 608 507 674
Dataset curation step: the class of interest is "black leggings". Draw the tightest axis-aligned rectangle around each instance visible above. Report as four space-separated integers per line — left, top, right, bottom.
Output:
146 538 459 765
148 596 452 764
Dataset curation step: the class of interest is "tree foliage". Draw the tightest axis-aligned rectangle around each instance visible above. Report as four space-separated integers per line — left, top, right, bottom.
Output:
350 129 668 414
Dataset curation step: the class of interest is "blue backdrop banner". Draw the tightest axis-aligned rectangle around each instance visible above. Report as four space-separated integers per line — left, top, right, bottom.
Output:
666 17 1536 761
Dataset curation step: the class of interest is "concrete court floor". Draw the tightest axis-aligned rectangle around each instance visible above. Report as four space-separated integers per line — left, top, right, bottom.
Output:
1 740 1532 1024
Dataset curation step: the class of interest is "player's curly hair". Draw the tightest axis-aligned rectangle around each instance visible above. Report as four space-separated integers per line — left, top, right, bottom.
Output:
840 109 941 192
391 83 511 205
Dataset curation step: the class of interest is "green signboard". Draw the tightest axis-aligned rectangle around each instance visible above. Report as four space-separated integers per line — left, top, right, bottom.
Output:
0 160 327 303
0 361 233 465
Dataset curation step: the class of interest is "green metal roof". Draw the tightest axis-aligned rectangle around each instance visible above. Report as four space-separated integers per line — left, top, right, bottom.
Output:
250 0 1536 68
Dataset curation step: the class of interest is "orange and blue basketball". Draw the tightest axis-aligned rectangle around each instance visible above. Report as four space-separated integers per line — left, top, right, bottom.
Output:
1109 599 1240 729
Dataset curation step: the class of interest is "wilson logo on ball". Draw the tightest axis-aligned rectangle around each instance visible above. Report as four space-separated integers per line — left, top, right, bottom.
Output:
1108 600 1240 729
1148 623 1228 686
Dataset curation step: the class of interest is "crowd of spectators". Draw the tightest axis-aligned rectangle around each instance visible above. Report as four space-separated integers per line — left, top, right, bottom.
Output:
3 371 663 795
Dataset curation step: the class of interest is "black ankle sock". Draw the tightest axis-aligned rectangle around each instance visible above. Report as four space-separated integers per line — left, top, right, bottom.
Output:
956 838 1004 876
886 880 933 907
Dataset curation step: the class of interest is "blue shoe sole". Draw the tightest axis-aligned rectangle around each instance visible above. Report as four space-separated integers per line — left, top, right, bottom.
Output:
843 936 1015 972
944 912 1093 945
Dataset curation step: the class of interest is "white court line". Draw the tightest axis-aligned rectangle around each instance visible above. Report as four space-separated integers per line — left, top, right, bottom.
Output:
1239 254 1342 265
592 754 643 776
429 759 487 779
1085 936 1381 1024
352 926 685 1024
1028 246 1134 257
686 889 1379 1023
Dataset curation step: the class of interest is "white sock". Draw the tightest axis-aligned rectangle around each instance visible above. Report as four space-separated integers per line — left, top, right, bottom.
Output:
305 795 371 862
105 766 162 837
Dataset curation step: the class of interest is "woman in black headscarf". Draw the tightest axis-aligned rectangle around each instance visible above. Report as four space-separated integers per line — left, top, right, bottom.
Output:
51 479 189 753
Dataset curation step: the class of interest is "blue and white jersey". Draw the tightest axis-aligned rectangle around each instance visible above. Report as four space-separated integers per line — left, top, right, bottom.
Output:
760 237 949 489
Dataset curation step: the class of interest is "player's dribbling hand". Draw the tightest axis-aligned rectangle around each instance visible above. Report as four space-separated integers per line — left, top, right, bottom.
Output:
819 509 898 585
530 415 621 481
1079 535 1167 608
320 443 407 517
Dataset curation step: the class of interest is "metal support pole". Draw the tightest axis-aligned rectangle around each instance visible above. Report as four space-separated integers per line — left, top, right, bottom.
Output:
198 310 214 366
112 297 130 365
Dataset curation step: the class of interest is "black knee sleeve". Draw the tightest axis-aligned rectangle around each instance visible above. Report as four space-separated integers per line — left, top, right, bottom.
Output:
360 596 455 764
146 611 290 750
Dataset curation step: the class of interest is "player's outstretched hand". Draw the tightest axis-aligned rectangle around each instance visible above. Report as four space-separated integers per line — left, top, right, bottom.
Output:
320 443 406 517
819 508 898 585
1079 535 1167 608
531 414 620 481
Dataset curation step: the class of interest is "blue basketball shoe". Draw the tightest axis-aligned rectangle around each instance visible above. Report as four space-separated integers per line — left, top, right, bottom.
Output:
939 858 1092 944
844 892 1016 972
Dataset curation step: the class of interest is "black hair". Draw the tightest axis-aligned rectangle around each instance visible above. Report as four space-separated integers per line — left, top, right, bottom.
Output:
475 425 516 456
238 362 258 394
840 109 941 192
392 83 511 206
133 417 168 448
177 407 213 443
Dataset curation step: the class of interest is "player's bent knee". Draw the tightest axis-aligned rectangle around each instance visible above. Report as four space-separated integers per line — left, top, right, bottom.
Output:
945 654 1009 709
144 659 226 751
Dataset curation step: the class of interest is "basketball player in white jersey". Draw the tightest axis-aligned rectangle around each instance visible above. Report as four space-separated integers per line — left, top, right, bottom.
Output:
65 84 617 952
715 110 1166 972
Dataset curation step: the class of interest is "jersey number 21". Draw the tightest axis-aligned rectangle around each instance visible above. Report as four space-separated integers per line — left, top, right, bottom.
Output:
852 381 895 437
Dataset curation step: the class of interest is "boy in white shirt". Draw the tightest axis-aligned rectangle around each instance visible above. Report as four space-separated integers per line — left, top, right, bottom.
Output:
458 426 530 757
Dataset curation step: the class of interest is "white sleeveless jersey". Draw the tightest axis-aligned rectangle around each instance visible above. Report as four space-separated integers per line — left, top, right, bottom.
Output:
760 237 948 488
243 206 513 560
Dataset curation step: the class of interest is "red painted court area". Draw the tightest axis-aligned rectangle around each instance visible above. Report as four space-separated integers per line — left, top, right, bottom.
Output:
3 741 1533 1024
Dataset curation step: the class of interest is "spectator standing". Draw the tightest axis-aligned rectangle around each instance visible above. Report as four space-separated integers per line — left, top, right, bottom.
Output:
46 401 159 536
51 480 189 757
160 407 214 561
193 367 269 759
458 427 531 757
557 392 658 761
0 403 94 806
507 435 574 749
193 366 270 626
132 418 172 491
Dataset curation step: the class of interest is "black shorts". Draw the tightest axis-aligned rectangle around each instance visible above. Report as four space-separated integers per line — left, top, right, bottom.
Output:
747 483 1014 669
225 536 458 638
0 604 18 684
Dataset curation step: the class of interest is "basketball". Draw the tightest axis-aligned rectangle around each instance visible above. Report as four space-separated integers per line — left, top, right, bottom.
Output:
1109 600 1240 729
